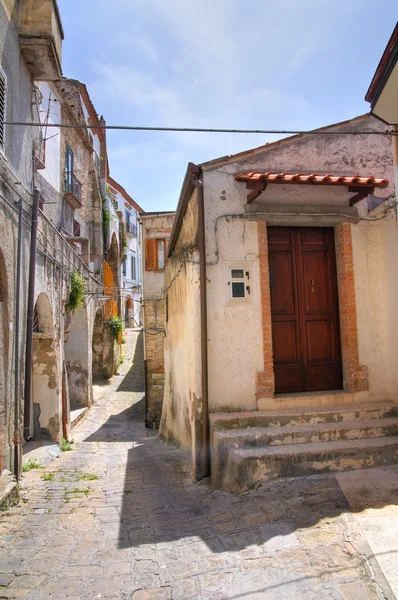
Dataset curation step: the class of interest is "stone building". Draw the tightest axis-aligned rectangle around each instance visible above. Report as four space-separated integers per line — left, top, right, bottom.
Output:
160 115 398 492
0 0 140 479
106 176 144 329
140 212 175 428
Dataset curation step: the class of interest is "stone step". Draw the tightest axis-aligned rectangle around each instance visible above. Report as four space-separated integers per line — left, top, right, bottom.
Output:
210 401 398 433
223 436 398 494
211 417 398 488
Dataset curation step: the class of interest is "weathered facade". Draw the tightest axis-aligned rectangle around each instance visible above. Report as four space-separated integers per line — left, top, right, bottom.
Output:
140 212 175 429
0 0 144 479
107 176 143 329
161 114 398 491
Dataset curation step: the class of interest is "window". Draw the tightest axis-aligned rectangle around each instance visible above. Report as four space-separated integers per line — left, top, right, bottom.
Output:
122 260 127 276
0 69 7 152
131 255 136 280
145 238 166 271
224 263 251 305
64 145 74 191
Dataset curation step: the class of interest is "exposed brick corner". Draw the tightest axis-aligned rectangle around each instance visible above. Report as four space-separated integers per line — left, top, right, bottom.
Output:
256 222 275 399
335 223 369 393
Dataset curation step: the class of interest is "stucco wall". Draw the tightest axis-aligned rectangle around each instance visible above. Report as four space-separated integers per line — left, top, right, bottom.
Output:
352 211 398 400
201 114 395 410
160 196 202 472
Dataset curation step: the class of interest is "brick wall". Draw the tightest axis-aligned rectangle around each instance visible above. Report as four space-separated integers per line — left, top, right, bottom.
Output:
144 298 165 428
256 222 275 399
335 223 369 392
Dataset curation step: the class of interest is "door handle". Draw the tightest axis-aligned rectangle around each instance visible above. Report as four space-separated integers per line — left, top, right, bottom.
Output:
310 278 315 293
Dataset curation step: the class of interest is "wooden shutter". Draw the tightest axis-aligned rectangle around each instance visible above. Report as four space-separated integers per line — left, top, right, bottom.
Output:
146 238 157 271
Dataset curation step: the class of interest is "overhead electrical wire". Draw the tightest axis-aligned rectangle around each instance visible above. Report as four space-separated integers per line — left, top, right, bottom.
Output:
0 120 397 136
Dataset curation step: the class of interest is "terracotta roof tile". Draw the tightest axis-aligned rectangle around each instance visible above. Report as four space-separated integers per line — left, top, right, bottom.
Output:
234 171 389 188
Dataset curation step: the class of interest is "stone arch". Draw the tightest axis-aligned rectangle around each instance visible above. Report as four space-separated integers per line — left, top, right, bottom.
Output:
125 295 134 328
32 293 60 441
0 247 9 469
64 303 90 408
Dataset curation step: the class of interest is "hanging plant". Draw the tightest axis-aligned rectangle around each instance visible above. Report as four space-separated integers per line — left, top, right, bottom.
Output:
107 315 124 341
65 270 86 313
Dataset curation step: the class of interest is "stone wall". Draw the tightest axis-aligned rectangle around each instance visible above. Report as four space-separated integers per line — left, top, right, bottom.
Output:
144 299 165 429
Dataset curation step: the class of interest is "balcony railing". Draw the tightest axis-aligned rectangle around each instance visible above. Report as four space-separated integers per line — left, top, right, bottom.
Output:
64 172 82 209
126 222 137 236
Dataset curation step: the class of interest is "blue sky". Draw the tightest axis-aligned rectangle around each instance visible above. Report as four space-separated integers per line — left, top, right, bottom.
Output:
57 0 397 212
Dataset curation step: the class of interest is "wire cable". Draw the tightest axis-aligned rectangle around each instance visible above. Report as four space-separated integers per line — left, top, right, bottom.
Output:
1 121 397 136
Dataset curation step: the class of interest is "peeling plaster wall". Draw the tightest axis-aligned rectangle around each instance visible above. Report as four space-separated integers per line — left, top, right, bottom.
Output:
64 306 90 407
160 195 202 470
201 114 395 410
32 335 60 441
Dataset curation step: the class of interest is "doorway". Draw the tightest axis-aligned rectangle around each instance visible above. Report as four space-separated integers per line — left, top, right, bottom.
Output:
268 227 342 394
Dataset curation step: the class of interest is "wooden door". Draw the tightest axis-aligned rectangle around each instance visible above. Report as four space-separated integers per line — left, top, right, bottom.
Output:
268 227 342 394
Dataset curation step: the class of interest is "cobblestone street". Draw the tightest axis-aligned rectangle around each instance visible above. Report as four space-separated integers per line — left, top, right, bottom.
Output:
0 331 395 599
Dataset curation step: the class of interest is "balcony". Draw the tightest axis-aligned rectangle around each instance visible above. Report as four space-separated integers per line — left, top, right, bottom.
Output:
18 0 64 81
125 222 138 237
64 173 82 209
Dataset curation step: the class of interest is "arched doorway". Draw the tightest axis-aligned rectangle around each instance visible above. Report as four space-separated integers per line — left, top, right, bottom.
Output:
0 248 9 469
32 293 60 441
64 304 90 408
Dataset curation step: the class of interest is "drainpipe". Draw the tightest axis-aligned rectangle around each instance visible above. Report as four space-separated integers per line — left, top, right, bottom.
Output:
13 197 24 480
196 172 210 479
23 188 40 442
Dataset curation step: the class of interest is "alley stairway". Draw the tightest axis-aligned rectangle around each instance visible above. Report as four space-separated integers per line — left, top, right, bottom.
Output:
210 401 398 493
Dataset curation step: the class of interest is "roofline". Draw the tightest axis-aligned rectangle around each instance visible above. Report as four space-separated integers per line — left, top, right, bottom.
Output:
200 114 372 170
139 211 176 217
107 176 144 213
365 23 398 106
78 83 104 142
168 163 200 257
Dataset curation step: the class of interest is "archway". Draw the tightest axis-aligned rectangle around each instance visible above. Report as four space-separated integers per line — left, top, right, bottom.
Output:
125 295 133 328
0 248 9 469
32 293 60 441
64 304 90 408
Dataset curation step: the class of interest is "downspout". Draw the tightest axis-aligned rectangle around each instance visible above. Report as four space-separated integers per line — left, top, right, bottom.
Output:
196 171 210 479
23 188 40 442
13 197 24 480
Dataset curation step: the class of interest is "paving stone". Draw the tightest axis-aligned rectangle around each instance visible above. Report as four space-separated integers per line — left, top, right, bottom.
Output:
0 574 15 587
0 589 31 599
0 331 393 600
131 587 172 599
338 580 378 600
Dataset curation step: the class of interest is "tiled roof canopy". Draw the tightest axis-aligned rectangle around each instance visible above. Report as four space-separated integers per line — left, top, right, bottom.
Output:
234 172 389 187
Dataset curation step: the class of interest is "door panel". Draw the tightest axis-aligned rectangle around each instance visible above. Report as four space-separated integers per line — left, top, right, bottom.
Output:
268 227 341 394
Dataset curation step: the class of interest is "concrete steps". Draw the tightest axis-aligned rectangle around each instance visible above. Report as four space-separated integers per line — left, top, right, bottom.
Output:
210 401 398 493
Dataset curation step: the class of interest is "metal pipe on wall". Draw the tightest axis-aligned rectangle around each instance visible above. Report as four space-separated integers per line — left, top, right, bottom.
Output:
13 197 24 480
196 172 210 479
23 188 40 442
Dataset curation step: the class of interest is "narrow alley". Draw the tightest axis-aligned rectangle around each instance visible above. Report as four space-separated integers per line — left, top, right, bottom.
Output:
0 330 395 600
